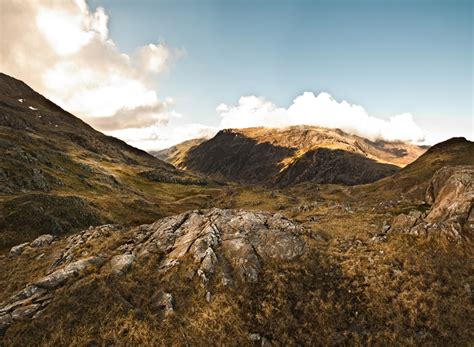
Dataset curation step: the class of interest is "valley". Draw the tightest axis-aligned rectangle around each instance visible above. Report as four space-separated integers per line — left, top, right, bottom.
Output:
0 73 473 346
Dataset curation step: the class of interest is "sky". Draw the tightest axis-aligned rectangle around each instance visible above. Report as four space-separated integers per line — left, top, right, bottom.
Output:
1 0 472 150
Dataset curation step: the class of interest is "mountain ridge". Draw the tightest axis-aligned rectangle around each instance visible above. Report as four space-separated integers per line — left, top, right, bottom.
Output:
156 126 427 187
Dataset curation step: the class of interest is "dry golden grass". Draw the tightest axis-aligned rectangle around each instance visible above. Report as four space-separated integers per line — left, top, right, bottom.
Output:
2 191 472 346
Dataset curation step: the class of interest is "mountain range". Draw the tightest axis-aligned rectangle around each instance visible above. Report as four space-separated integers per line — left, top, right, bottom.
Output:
156 126 427 186
0 73 473 345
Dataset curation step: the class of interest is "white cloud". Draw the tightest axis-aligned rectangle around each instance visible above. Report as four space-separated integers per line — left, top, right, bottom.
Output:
107 122 217 151
135 43 172 74
0 0 179 132
0 0 427 151
217 92 425 142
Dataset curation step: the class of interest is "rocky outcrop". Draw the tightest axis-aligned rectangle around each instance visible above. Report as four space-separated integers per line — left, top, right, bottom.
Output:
0 209 306 336
9 242 29 257
425 166 473 233
9 234 56 258
131 209 305 285
0 257 104 335
391 166 474 240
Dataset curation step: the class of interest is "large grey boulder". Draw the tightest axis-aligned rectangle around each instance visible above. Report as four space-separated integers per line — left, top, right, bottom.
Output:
391 166 474 240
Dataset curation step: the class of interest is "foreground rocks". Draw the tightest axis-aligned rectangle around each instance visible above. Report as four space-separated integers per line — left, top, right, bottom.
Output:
131 209 305 285
391 166 474 240
425 166 473 233
30 234 55 248
1 209 306 336
110 254 135 275
0 256 105 335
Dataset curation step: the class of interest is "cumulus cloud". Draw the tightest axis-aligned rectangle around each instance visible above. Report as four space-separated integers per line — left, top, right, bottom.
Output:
0 0 426 150
83 104 170 131
217 92 425 142
0 0 178 132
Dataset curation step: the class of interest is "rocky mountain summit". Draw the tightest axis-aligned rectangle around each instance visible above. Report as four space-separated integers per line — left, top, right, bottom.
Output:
157 126 426 187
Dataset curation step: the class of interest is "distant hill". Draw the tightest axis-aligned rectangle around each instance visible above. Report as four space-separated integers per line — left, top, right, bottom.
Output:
158 126 427 186
151 137 208 164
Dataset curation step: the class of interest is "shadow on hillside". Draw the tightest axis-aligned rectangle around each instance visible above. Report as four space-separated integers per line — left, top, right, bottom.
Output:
276 147 399 187
183 130 297 184
183 131 400 187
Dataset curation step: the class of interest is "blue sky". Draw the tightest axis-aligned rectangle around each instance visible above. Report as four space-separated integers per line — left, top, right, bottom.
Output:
88 0 473 143
2 0 471 149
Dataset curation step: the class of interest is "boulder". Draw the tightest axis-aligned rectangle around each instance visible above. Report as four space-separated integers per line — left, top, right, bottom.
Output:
391 210 423 232
35 256 103 289
30 234 55 248
425 166 474 234
391 166 474 240
11 304 40 320
110 254 135 275
9 242 29 257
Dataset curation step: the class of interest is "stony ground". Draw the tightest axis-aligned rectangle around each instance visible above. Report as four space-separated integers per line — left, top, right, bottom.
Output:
1 166 472 346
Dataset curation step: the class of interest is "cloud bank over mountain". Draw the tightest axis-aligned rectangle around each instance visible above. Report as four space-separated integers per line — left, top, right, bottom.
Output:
217 92 425 143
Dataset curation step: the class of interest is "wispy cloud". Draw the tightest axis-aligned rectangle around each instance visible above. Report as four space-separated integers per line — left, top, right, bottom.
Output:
107 123 217 151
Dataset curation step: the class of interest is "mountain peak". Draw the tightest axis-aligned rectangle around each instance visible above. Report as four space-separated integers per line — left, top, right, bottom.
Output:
156 125 427 187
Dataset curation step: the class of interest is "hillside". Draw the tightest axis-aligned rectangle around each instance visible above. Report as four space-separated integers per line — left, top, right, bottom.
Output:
159 126 427 186
1 73 473 346
1 163 473 345
354 137 474 200
0 73 217 248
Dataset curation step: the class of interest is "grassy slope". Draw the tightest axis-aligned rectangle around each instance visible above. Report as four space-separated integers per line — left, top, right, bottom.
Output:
0 73 222 249
1 73 472 344
1 180 472 345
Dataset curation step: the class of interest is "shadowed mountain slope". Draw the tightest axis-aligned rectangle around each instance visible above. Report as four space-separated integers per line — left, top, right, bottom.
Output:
159 127 424 186
0 73 216 248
